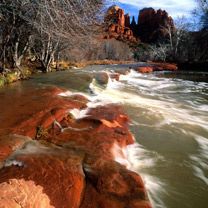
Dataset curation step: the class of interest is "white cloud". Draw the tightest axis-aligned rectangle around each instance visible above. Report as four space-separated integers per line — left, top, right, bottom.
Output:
117 0 197 18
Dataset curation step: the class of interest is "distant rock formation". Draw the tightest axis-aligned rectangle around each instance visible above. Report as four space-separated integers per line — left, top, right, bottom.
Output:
124 14 131 28
135 8 175 43
104 6 175 44
104 5 138 43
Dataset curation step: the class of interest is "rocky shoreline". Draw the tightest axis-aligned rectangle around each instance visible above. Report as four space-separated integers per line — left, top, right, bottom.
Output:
0 83 152 208
0 61 178 88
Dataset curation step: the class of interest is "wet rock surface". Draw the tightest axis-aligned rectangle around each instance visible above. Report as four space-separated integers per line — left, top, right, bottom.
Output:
94 72 109 85
135 62 178 73
150 62 178 71
136 67 154 73
0 134 31 168
0 86 151 208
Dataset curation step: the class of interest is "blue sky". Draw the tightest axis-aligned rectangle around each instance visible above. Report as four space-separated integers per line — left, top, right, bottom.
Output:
115 0 197 20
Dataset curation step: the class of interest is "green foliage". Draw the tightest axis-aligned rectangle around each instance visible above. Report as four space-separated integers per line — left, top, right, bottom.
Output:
21 67 32 78
5 71 20 84
0 68 33 88
0 75 5 87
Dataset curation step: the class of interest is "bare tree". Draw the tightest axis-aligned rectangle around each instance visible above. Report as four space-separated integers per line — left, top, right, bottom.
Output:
149 43 170 61
29 0 107 72
0 0 108 72
194 0 208 29
0 0 35 70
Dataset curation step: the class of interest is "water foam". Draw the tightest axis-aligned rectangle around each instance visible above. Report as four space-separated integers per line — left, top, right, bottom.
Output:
69 108 89 120
87 71 208 131
111 142 131 168
87 70 208 208
142 174 167 208
125 143 166 208
4 160 24 167
190 135 208 185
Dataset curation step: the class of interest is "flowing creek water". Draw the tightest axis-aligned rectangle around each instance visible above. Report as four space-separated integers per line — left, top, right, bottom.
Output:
0 64 208 208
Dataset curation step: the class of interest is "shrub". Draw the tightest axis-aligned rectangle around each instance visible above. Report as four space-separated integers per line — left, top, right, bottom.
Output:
0 75 5 87
6 71 20 84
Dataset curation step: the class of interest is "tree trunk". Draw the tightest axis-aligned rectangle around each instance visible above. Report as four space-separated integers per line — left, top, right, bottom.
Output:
40 38 59 73
13 36 30 69
56 52 60 70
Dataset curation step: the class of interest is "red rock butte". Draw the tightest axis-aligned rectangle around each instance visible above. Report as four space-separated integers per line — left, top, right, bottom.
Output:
104 5 137 43
136 8 175 42
104 5 175 43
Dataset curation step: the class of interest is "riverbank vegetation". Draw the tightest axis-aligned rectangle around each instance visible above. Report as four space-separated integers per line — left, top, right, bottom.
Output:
0 0 107 73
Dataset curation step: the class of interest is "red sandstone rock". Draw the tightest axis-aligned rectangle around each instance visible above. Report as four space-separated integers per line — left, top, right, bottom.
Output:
135 63 177 73
0 87 151 208
125 14 130 28
104 6 138 43
136 67 154 73
118 8 125 27
0 143 85 208
104 5 174 44
108 23 116 32
0 134 30 166
0 179 54 208
151 62 178 71
82 160 151 208
9 87 87 138
86 104 129 124
67 94 89 105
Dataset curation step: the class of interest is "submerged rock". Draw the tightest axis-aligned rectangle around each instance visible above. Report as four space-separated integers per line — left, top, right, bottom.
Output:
109 72 120 81
94 72 109 85
115 68 131 75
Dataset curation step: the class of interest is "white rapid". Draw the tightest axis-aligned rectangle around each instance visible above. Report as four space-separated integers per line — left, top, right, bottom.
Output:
84 68 208 208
